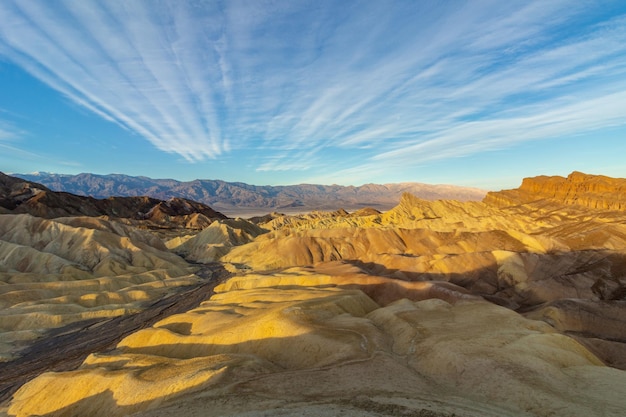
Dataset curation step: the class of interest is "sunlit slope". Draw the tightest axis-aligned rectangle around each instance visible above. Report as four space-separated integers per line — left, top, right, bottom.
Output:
0 214 199 361
223 193 626 304
221 191 626 371
166 218 266 263
9 265 626 417
484 171 626 211
5 172 626 416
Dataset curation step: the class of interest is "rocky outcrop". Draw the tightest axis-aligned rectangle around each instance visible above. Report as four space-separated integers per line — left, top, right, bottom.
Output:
221 185 626 372
484 171 626 210
0 171 51 210
4 171 626 417
167 218 267 263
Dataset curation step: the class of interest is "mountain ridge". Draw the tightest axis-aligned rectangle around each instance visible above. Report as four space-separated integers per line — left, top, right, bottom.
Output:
15 172 487 213
0 172 226 226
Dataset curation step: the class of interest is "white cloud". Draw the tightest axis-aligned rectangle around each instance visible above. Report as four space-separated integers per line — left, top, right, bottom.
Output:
0 0 625 178
0 1 230 160
373 88 626 162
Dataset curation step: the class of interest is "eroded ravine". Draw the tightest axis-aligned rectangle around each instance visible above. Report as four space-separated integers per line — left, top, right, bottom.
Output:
0 263 230 404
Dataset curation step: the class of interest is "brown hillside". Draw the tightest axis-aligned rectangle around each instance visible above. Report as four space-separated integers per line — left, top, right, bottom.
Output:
0 172 226 226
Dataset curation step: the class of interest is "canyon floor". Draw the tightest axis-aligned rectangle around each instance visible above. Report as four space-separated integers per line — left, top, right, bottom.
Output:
1 172 625 416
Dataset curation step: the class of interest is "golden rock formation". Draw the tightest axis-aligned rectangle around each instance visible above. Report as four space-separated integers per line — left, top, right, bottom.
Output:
166 218 266 263
484 171 626 210
221 184 626 368
2 171 626 417
8 264 626 417
0 214 199 361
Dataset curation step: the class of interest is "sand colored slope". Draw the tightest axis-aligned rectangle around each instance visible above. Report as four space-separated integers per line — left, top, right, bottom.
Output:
220 192 626 371
0 214 199 362
240 194 620 281
8 265 626 417
223 226 544 270
166 218 266 263
222 226 624 306
260 193 551 233
0 214 189 276
4 174 626 416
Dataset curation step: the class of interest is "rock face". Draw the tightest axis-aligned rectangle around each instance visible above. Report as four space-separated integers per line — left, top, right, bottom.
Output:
484 171 626 210
15 171 487 213
0 171 52 211
222 183 626 372
166 218 267 263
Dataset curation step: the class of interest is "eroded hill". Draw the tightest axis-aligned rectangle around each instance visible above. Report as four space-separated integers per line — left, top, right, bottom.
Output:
1 171 626 417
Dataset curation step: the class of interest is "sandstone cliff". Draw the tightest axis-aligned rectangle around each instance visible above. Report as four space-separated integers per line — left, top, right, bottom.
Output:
484 171 626 210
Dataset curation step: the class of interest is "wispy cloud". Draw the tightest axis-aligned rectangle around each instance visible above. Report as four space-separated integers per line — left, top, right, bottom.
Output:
0 117 82 167
0 117 22 142
0 132 48 161
0 1 230 161
0 1 625 182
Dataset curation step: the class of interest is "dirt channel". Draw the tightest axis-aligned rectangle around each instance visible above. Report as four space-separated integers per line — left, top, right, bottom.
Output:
0 263 230 404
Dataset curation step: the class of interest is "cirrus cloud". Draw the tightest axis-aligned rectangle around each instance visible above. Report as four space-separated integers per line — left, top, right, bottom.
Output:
0 1 625 184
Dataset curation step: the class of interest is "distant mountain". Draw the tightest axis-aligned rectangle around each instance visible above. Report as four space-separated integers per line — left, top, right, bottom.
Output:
15 172 487 213
0 172 226 225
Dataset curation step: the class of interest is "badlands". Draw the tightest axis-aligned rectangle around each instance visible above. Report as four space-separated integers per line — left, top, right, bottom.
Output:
1 171 626 416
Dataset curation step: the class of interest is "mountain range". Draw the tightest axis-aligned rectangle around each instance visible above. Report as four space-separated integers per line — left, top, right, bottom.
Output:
14 172 487 214
0 172 226 229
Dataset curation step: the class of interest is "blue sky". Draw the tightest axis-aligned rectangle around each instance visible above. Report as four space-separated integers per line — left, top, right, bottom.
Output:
1 0 626 190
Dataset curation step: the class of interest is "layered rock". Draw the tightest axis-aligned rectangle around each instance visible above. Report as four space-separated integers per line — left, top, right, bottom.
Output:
3 171 626 417
484 171 626 210
166 218 266 263
222 185 626 371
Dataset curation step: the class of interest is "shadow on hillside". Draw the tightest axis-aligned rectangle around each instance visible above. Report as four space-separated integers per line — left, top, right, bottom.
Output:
4 254 626 416
26 390 122 417
7 255 626 416
336 255 626 371
0 276 223 405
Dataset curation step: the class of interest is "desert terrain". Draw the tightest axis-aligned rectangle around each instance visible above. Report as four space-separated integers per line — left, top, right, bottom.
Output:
1 171 625 417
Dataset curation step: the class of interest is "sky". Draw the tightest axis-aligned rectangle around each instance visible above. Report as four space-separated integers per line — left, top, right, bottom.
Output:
1 0 626 190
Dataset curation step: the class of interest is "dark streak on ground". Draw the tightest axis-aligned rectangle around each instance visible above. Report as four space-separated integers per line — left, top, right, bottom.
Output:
0 262 231 405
